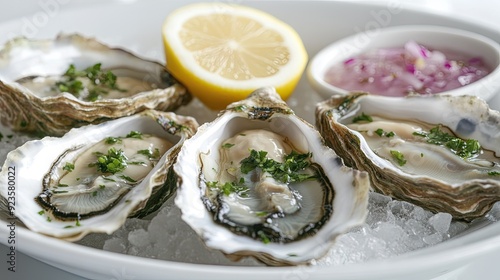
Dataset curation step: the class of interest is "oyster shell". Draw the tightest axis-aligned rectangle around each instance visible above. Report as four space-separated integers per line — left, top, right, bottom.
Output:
316 92 500 220
0 110 198 241
174 87 370 266
0 34 191 136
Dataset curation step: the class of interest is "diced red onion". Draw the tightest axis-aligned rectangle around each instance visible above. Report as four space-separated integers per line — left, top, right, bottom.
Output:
323 41 491 97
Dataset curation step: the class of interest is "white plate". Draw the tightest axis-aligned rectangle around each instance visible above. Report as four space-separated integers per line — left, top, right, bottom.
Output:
2 1 500 279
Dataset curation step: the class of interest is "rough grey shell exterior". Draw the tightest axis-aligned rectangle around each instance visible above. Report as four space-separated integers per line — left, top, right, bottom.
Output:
0 110 198 241
174 87 370 266
316 92 500 221
0 34 191 136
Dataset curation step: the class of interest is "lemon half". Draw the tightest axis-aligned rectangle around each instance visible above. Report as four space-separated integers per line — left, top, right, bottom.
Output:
162 2 308 110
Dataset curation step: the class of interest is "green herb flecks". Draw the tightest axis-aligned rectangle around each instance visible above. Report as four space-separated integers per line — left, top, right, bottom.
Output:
127 161 146 166
240 149 315 184
137 148 161 160
374 128 395 137
352 112 373 123
390 150 407 166
233 105 247 112
126 131 143 139
52 190 69 194
103 177 116 182
207 178 249 197
222 143 235 149
257 230 270 244
89 147 127 174
119 175 137 183
255 211 268 217
413 125 481 159
63 162 75 172
38 210 45 215
105 137 122 145
488 171 500 176
56 79 84 96
56 63 126 102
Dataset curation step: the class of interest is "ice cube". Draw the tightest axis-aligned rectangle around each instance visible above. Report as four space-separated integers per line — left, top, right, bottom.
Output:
428 213 452 234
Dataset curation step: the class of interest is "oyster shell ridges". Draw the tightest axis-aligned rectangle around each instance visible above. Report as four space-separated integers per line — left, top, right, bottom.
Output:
316 92 500 221
174 87 370 266
0 110 198 241
0 34 192 136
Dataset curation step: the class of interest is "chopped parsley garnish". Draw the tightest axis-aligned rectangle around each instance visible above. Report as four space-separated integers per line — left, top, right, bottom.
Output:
222 143 235 149
374 128 395 137
207 178 248 197
166 120 187 132
57 183 69 187
92 191 98 197
240 149 315 184
413 125 481 159
63 162 75 172
352 112 373 123
390 150 407 166
105 137 122 145
89 147 127 174
56 63 126 101
255 211 268 217
233 105 247 112
56 79 84 96
126 131 143 139
257 230 270 244
52 190 69 194
488 171 500 176
127 161 146 165
119 175 137 183
137 148 161 159
38 210 45 215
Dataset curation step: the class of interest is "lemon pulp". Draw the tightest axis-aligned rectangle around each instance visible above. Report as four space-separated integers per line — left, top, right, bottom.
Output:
162 3 308 110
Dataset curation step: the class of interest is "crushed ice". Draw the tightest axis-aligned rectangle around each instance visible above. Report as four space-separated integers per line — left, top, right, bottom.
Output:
75 191 496 267
1 109 499 267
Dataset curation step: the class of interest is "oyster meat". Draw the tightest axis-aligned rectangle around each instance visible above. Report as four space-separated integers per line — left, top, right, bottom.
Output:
0 34 191 136
316 92 500 220
0 110 198 241
174 87 370 266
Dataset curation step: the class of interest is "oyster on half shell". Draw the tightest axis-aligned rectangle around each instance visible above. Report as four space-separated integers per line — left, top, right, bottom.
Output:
174 87 370 266
316 92 500 221
0 110 198 241
0 34 191 136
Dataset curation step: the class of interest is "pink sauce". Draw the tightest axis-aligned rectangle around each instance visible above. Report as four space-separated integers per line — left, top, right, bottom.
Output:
324 41 491 96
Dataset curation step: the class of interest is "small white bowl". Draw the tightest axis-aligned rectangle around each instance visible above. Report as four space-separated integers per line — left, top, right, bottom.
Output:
307 25 500 101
